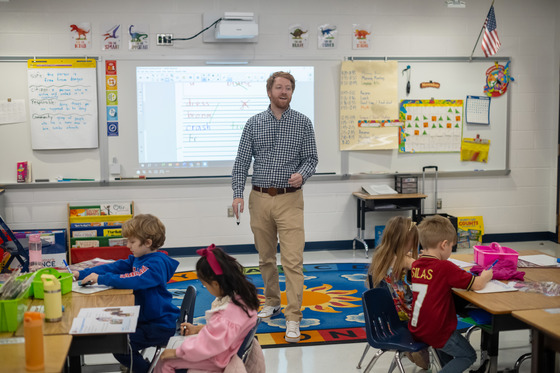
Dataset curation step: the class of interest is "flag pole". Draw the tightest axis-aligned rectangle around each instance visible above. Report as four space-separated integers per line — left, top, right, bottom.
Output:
469 0 496 60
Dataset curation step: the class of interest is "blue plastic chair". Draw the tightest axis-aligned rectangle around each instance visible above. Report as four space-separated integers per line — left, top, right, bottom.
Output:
146 285 197 373
359 287 439 373
174 317 261 373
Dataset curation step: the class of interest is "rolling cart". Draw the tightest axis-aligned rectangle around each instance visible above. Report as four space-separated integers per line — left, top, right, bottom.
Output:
419 166 458 251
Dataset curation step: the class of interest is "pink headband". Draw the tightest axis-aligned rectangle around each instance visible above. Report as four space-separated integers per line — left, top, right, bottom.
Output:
196 244 223 275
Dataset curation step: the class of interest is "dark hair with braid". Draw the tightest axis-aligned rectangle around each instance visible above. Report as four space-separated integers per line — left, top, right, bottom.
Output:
196 247 259 317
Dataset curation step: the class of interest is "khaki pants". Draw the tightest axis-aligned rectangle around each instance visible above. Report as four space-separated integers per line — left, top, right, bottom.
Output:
249 189 305 322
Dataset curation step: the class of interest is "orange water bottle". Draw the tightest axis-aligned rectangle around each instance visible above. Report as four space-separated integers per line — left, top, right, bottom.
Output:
24 311 45 371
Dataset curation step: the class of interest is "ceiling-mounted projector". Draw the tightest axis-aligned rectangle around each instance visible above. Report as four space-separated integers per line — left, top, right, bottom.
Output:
203 12 259 43
216 12 258 39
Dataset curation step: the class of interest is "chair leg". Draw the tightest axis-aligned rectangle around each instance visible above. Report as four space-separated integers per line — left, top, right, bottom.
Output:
363 349 385 373
465 325 480 342
356 344 370 369
146 346 163 373
512 353 531 373
388 356 397 373
429 346 443 372
394 351 407 373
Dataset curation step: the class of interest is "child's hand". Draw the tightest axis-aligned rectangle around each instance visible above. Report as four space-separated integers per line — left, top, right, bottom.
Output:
480 269 493 281
160 349 177 361
72 271 80 281
180 322 203 336
81 273 99 285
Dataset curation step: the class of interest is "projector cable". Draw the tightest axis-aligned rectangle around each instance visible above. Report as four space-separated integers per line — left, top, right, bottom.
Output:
172 18 223 41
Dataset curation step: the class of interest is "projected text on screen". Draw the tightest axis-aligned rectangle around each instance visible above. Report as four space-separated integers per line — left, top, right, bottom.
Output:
136 66 314 176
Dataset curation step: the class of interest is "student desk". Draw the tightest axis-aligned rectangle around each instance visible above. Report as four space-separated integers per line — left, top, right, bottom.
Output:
1 334 72 373
512 308 560 373
452 251 560 373
10 288 134 373
352 192 427 257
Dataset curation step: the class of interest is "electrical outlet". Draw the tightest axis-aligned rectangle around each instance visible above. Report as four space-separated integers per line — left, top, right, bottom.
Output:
227 206 234 217
437 198 442 209
156 33 174 46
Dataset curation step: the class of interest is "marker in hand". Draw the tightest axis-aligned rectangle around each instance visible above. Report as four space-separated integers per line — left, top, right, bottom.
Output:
236 202 241 225
487 259 499 270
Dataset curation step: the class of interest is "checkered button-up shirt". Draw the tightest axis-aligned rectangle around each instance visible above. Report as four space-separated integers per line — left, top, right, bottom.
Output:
232 106 318 199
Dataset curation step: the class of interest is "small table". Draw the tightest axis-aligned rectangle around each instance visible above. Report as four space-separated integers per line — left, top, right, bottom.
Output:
452 251 560 373
13 288 135 373
512 308 560 372
352 192 427 257
1 334 72 373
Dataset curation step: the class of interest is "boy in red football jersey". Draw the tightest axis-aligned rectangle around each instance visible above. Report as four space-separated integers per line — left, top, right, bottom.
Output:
409 215 492 372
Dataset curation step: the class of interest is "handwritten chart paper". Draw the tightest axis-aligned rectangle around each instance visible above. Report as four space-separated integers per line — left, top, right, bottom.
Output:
340 60 399 150
27 59 98 150
399 100 463 153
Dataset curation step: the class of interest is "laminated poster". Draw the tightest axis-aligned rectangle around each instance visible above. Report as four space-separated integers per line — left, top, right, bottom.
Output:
399 100 463 153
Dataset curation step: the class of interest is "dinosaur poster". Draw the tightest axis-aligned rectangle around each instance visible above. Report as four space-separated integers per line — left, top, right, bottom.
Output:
289 24 309 49
101 24 121 51
128 24 149 50
70 23 91 49
352 24 371 50
318 24 337 49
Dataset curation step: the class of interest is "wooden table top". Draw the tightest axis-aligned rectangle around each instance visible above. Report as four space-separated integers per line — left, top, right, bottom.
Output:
1 334 72 373
452 250 560 315
14 288 134 337
512 308 560 340
353 192 427 200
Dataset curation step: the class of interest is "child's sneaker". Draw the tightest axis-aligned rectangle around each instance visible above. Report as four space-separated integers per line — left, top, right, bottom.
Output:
258 305 281 318
285 320 301 343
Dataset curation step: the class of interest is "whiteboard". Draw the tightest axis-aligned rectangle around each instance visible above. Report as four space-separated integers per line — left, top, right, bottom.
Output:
0 58 101 184
344 57 510 175
27 59 98 150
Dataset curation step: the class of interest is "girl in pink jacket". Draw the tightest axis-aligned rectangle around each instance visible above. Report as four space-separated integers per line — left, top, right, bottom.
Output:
155 245 260 373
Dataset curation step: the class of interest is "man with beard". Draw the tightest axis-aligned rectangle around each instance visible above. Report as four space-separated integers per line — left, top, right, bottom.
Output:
231 71 318 343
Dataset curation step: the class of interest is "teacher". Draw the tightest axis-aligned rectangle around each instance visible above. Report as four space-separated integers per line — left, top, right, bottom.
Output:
231 71 318 343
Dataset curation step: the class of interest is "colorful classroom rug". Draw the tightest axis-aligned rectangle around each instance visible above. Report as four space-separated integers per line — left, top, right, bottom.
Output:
167 262 369 348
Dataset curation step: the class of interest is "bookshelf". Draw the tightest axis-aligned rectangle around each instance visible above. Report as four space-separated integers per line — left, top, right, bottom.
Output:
67 202 134 264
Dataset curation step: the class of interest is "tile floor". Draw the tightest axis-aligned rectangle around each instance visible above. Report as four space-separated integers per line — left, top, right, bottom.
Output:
83 240 560 372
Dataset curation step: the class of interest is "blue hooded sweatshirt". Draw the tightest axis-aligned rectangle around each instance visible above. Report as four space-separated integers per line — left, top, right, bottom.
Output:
79 251 180 329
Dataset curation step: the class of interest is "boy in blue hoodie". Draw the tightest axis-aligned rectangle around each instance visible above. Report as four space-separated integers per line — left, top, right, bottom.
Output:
73 213 180 373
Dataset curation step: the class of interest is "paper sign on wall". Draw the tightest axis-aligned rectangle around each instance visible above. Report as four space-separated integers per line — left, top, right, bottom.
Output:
27 59 98 150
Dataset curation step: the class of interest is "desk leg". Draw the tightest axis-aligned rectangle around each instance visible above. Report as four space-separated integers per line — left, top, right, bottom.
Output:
352 199 369 258
67 355 83 373
480 330 499 373
532 328 555 373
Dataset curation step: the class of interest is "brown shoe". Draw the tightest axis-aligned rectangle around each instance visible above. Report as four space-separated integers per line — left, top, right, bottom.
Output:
405 348 430 370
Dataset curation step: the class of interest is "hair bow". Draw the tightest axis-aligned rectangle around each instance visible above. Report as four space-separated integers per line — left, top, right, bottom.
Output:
196 244 223 275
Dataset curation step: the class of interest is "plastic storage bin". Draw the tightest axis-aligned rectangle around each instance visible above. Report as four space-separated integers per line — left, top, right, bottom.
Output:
0 275 32 332
32 268 73 299
474 242 519 267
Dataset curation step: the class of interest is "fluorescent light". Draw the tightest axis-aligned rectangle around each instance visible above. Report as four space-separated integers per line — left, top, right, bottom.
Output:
205 61 249 65
446 0 466 8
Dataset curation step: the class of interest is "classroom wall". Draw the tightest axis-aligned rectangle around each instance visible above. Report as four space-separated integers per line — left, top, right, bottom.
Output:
0 0 558 250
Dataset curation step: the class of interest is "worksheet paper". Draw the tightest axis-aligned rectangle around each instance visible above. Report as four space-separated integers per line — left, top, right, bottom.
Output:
518 255 559 267
69 305 139 334
474 280 518 294
72 281 113 294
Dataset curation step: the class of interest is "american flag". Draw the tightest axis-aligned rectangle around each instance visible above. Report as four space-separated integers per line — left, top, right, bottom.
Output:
481 5 501 57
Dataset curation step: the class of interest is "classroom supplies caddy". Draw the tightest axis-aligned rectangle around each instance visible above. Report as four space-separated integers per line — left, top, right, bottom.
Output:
67 202 134 264
0 270 33 332
474 242 519 267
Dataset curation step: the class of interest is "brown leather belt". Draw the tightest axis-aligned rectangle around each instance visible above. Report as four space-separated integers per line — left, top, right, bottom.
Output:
252 185 301 196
